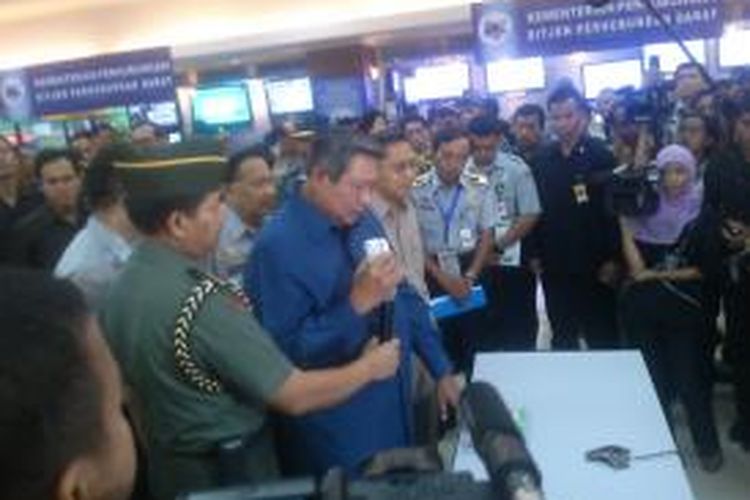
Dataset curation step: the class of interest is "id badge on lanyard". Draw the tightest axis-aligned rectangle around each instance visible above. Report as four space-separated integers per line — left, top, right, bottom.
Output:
437 250 462 277
494 165 510 224
436 185 464 247
493 166 521 267
573 173 590 205
436 185 464 276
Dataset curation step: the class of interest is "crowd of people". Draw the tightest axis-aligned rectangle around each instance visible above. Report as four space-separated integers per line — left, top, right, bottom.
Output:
2 62 750 500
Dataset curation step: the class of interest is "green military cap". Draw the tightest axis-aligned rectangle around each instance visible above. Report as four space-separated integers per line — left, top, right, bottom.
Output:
114 139 226 201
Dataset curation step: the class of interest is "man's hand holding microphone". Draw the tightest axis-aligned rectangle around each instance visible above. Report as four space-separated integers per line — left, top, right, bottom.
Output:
350 238 404 380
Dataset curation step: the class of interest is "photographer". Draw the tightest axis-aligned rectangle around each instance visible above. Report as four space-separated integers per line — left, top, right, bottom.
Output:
609 83 672 170
666 62 711 143
704 93 750 451
619 145 723 472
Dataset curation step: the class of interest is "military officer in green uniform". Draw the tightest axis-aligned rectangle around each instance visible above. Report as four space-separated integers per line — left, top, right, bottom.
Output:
101 140 400 499
411 129 498 378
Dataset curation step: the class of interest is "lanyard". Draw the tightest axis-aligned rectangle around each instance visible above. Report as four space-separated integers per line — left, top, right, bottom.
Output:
436 185 463 245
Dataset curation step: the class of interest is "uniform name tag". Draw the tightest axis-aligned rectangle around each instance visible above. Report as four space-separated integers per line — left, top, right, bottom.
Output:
437 251 462 277
494 226 522 267
459 228 475 252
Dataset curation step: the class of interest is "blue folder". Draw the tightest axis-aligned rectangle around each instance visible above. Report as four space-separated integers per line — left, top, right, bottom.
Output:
429 285 487 320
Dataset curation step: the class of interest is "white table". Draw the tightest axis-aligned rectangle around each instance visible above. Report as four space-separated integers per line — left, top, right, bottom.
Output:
453 350 695 500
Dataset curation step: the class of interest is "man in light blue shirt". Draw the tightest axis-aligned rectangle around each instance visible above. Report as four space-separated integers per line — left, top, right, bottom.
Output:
466 115 542 351
411 128 498 377
55 144 137 309
213 145 277 287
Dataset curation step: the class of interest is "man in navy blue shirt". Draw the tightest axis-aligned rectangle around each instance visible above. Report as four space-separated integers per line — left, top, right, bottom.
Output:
532 85 621 350
247 133 451 476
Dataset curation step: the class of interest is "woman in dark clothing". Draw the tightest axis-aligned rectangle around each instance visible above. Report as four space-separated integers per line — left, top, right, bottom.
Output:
619 144 724 472
704 95 750 450
0 137 40 264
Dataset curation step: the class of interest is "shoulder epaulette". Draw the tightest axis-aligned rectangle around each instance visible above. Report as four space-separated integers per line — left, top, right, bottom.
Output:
187 268 251 310
415 155 433 175
188 268 222 283
463 171 489 186
413 171 433 188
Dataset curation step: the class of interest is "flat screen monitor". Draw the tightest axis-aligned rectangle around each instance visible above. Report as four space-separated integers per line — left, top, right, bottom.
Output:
192 86 251 126
720 29 750 68
642 40 705 74
583 59 643 99
264 77 314 115
486 57 545 93
30 120 67 148
404 62 470 103
128 101 180 128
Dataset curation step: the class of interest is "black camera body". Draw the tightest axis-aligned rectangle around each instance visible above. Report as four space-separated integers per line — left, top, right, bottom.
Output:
614 84 672 148
605 165 661 218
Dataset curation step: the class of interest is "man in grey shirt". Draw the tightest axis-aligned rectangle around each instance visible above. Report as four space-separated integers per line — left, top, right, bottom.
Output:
213 145 277 287
466 116 542 351
55 144 138 309
369 130 461 443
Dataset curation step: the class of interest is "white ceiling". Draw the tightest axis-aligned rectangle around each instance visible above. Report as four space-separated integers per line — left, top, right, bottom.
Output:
0 0 473 70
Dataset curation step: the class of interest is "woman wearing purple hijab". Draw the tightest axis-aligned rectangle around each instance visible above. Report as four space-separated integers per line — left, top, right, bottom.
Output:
620 144 724 472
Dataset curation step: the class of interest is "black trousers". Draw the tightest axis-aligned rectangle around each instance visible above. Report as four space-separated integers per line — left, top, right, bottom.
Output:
725 270 750 435
620 280 720 456
427 253 488 379
541 273 619 350
480 265 539 351
435 307 484 379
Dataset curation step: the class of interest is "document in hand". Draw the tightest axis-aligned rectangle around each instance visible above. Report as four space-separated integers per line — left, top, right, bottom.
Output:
430 285 487 321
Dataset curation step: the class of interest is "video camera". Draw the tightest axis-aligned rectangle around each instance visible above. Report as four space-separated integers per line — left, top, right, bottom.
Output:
613 83 672 150
615 85 670 127
605 164 661 218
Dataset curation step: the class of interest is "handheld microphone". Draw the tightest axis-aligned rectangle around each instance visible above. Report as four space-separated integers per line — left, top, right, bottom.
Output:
378 301 394 342
461 382 544 500
364 237 394 341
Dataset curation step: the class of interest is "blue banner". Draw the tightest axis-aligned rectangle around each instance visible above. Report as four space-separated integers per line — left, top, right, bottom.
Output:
28 47 175 117
477 0 725 58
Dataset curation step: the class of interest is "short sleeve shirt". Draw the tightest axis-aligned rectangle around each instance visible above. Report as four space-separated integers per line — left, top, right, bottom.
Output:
102 241 292 457
411 169 498 256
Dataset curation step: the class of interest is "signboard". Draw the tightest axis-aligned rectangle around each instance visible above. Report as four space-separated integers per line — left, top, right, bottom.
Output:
475 0 725 58
29 47 175 116
0 47 175 120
